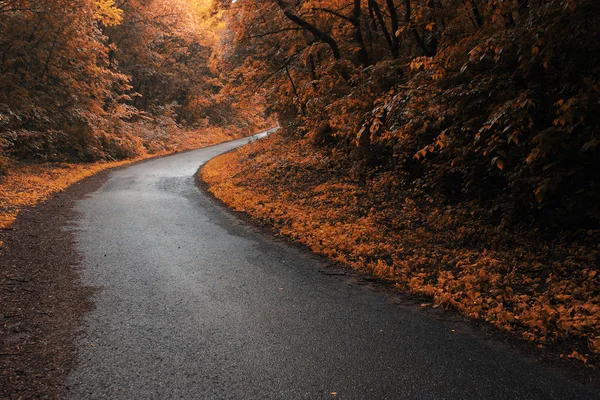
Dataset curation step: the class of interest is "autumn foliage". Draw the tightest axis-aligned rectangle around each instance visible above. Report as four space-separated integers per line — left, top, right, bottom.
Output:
225 0 600 228
0 0 271 165
203 0 600 364
0 0 273 229
203 131 600 365
2 0 599 367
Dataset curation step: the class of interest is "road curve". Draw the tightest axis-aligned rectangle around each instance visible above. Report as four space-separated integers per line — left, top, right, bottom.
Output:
66 131 598 399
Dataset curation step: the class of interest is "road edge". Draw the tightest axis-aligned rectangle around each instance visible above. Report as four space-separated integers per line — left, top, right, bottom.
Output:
195 140 600 390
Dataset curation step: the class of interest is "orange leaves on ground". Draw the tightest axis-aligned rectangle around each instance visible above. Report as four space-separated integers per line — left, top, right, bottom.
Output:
202 132 600 364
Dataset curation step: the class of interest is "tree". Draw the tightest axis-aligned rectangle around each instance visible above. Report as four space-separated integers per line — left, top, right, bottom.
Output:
224 0 600 227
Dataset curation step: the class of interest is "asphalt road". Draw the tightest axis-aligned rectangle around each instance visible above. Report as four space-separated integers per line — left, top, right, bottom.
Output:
66 131 599 399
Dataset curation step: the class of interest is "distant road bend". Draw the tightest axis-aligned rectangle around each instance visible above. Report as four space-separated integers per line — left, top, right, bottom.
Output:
66 130 598 399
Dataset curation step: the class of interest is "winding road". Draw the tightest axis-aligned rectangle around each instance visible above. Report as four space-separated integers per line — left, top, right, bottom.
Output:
66 131 598 399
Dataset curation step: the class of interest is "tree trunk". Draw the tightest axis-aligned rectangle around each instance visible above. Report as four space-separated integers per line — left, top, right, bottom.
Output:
351 0 370 67
405 0 433 57
277 0 342 60
385 0 400 57
276 0 350 80
368 0 395 57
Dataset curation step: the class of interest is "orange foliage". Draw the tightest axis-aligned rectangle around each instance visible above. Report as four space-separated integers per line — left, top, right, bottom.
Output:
202 132 600 364
0 0 273 164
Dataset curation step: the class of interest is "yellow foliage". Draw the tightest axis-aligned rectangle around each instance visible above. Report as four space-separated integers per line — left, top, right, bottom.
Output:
94 0 123 26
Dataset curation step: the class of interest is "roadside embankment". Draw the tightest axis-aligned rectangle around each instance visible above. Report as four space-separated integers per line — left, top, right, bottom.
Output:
201 131 600 368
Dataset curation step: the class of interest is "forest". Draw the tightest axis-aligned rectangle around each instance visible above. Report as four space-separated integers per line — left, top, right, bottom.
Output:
2 0 599 223
226 0 600 228
208 0 600 365
2 0 600 370
0 0 269 166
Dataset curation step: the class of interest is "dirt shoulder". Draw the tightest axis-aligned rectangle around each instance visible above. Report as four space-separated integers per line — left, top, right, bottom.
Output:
199 132 600 382
0 170 113 399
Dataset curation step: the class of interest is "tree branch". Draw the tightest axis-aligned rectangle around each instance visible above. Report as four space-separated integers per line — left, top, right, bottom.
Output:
276 0 342 60
311 7 353 23
242 27 304 41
